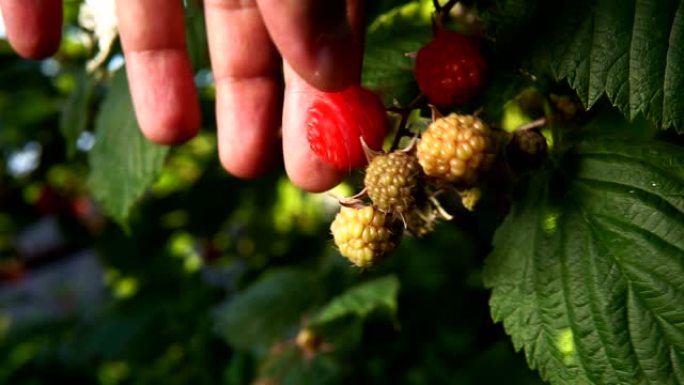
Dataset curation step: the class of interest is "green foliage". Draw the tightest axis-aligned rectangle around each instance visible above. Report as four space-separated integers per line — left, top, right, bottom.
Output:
60 68 93 158
87 69 169 227
1 0 684 384
259 345 343 385
576 0 684 130
488 0 684 131
309 275 399 327
214 268 324 353
185 0 210 70
362 0 433 105
485 138 684 384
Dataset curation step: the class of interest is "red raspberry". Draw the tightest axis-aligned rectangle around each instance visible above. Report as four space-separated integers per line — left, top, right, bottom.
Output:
415 30 487 108
306 85 389 170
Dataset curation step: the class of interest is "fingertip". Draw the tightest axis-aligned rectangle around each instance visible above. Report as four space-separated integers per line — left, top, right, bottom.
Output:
281 63 346 193
9 35 61 60
214 75 282 179
126 52 201 145
218 148 278 180
217 114 280 180
1 0 62 59
137 109 200 145
288 165 345 193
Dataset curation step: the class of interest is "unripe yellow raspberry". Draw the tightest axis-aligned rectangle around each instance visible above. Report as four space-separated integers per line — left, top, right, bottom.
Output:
416 113 494 185
364 151 422 214
330 206 402 268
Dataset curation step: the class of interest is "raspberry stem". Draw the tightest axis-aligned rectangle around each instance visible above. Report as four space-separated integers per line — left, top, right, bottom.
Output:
388 93 426 152
432 0 460 30
337 188 368 208
428 194 454 221
515 117 547 132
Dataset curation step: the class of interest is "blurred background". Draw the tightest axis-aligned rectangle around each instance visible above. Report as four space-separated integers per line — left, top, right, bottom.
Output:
0 1 545 384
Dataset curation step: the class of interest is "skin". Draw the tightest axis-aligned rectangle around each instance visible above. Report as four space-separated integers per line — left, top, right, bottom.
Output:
0 0 364 192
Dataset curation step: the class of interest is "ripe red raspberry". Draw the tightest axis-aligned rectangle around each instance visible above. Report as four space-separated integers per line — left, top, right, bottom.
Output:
330 205 403 268
416 113 494 185
306 86 389 171
415 30 487 108
364 151 422 214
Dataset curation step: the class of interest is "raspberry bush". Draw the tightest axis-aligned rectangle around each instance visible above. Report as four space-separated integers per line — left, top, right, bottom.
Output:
328 1 684 383
1 0 683 385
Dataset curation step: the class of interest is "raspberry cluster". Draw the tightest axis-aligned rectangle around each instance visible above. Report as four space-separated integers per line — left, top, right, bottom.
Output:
325 14 548 269
330 115 497 268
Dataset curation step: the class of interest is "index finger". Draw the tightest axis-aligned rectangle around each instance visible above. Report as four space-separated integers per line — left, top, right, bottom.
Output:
0 0 62 59
116 0 201 144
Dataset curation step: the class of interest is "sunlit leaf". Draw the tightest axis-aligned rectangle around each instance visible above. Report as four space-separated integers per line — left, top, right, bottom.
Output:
310 275 399 327
485 137 684 385
362 0 434 106
87 69 169 226
530 0 684 131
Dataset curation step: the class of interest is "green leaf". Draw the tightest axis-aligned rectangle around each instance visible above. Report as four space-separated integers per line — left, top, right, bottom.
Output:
362 0 434 106
310 275 399 327
259 345 342 385
213 268 322 352
87 69 169 226
60 68 93 158
532 0 684 131
484 138 684 385
185 1 209 70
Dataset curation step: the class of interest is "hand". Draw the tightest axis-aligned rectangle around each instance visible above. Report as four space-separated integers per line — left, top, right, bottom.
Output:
0 0 365 192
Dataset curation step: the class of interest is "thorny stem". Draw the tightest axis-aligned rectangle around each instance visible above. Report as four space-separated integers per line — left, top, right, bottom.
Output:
388 93 426 152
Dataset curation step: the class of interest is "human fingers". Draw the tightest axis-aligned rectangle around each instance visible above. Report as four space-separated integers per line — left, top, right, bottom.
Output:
256 0 364 92
204 0 282 178
0 0 62 59
116 0 200 144
281 61 344 193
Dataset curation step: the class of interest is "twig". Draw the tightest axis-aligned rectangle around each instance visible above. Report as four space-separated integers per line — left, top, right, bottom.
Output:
336 188 368 207
516 117 547 132
428 195 454 221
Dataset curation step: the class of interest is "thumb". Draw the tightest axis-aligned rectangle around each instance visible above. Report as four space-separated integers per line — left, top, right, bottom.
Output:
256 0 365 92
